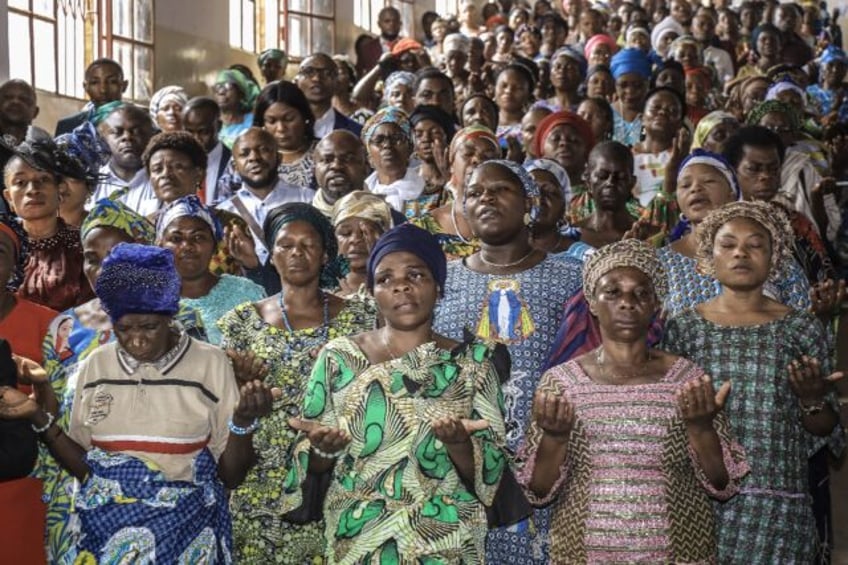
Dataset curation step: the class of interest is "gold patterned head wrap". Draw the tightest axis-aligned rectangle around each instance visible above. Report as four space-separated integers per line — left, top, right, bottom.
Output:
332 191 394 233
583 238 667 308
695 201 793 277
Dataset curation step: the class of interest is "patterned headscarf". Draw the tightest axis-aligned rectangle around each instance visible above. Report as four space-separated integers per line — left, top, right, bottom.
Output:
526 158 571 198
148 86 188 122
583 238 667 308
746 99 801 130
466 159 542 225
259 48 288 68
0 213 28 291
384 71 416 99
54 121 111 185
96 243 181 322
695 201 793 277
332 191 394 232
610 47 652 80
263 202 349 289
669 149 741 241
90 101 127 127
81 198 156 245
443 33 471 53
691 111 738 150
215 69 261 114
532 111 596 159
449 125 500 157
552 46 588 79
362 106 413 146
155 195 223 243
367 223 447 296
391 38 423 56
820 45 848 66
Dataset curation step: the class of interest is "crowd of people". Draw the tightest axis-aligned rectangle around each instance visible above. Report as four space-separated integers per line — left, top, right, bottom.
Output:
0 0 846 562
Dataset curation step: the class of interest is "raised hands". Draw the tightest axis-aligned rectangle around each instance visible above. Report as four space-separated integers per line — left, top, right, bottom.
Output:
223 224 259 269
788 355 843 406
227 350 269 386
0 386 40 420
233 380 280 422
532 391 575 443
431 416 490 445
677 375 731 430
809 279 846 317
288 417 351 457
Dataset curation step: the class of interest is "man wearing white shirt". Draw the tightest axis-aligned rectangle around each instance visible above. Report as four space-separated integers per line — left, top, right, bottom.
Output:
217 128 314 268
182 97 232 206
91 104 156 215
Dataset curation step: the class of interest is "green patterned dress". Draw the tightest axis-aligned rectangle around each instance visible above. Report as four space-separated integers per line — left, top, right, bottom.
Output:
283 336 509 565
218 299 377 564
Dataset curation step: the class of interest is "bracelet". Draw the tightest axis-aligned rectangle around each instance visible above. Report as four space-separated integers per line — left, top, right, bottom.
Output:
32 411 55 434
228 418 260 435
311 445 344 459
799 400 826 416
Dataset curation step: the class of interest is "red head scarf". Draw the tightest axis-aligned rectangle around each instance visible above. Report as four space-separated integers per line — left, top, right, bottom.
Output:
532 111 596 159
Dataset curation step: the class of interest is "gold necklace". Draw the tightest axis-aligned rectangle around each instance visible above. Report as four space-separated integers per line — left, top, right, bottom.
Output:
595 346 653 382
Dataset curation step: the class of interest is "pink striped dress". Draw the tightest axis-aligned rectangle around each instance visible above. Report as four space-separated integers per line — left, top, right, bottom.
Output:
516 357 749 564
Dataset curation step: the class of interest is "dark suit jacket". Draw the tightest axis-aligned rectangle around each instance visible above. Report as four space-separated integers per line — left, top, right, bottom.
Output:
333 110 363 138
0 339 37 481
54 110 88 137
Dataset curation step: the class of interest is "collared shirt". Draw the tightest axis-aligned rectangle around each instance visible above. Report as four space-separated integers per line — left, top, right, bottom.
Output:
216 179 315 264
205 142 226 206
89 165 157 216
314 107 336 139
364 166 425 211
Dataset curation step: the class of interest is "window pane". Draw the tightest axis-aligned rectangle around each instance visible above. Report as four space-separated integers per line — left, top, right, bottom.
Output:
313 0 333 17
8 13 32 84
33 19 57 92
9 0 29 10
242 0 255 52
113 0 131 37
134 46 152 101
311 17 332 55
286 13 305 58
264 0 279 49
58 4 85 97
134 0 152 42
113 40 133 95
391 1 413 39
288 0 307 12
33 0 54 18
229 0 241 48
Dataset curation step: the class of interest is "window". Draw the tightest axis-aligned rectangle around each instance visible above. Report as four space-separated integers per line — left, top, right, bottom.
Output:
435 0 460 17
229 0 257 52
280 0 335 59
8 0 88 98
353 0 415 40
102 0 154 101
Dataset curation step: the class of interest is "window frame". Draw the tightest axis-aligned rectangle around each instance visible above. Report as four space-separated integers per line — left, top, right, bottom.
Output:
99 0 155 102
278 0 335 61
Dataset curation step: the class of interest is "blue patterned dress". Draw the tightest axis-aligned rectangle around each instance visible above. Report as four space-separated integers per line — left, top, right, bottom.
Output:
657 246 812 317
180 274 266 345
434 256 583 564
663 309 843 563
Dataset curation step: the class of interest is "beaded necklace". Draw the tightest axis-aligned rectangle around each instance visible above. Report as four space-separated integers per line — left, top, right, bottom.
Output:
278 290 330 337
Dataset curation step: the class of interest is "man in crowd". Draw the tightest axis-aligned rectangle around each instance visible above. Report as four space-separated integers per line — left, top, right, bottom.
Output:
55 58 127 136
182 97 232 206
295 54 363 139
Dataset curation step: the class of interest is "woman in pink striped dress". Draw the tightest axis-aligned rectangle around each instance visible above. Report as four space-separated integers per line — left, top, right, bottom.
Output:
516 239 749 563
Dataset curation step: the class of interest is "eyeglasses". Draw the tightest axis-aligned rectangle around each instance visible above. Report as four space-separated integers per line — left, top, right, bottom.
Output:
297 67 334 80
213 83 236 95
369 133 408 147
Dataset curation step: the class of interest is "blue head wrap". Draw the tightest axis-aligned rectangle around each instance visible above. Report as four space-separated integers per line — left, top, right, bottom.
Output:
552 46 588 79
362 106 413 145
263 202 349 289
820 45 848 66
669 149 741 241
156 195 223 242
366 223 447 296
526 158 571 198
95 243 181 322
466 159 542 225
54 121 111 184
610 47 652 80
